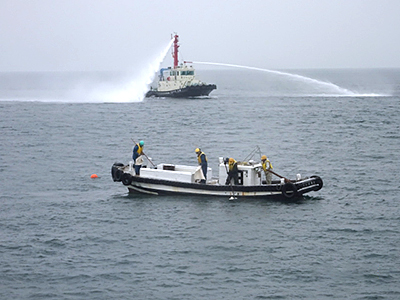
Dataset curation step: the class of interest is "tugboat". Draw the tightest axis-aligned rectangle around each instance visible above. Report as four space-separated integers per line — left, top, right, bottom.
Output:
145 34 217 98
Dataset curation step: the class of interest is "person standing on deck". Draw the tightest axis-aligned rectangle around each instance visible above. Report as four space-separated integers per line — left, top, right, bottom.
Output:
261 155 273 184
225 157 239 185
132 141 144 175
195 148 208 184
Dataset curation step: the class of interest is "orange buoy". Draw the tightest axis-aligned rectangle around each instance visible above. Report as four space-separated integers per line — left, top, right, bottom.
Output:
90 174 98 179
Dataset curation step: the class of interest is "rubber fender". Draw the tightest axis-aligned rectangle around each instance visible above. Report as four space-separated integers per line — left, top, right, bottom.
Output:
281 182 298 198
121 172 133 186
115 169 124 182
111 162 124 181
311 176 323 191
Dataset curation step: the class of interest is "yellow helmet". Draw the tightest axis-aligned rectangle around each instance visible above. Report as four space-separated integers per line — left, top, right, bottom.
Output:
229 158 234 163
261 155 267 160
195 148 200 153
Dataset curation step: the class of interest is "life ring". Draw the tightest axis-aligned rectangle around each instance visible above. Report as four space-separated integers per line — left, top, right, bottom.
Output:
281 182 298 199
121 173 133 186
311 176 323 191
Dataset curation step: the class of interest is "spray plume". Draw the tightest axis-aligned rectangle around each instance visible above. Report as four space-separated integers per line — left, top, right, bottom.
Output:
193 61 356 95
97 39 174 103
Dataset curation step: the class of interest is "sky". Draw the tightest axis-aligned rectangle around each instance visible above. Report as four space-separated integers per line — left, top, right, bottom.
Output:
1 0 400 72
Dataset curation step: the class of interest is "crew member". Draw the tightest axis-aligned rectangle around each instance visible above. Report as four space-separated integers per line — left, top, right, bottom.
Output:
225 157 239 185
261 155 273 184
132 140 144 175
195 148 208 184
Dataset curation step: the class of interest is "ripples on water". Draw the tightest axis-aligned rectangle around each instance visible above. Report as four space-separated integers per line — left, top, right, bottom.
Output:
0 69 399 299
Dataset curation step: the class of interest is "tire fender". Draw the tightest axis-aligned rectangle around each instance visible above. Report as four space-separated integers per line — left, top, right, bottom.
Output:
111 163 124 181
121 172 133 186
115 169 124 182
282 182 298 198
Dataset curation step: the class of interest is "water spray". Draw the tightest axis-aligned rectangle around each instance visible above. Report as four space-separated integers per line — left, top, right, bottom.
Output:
96 39 174 103
193 61 356 96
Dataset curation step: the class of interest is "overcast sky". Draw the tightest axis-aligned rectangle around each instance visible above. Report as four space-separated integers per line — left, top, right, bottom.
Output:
1 0 399 72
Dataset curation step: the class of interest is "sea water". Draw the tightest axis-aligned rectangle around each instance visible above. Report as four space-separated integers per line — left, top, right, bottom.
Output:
0 68 399 299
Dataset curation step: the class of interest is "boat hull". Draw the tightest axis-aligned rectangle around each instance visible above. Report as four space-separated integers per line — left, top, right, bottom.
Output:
112 169 322 200
146 84 217 98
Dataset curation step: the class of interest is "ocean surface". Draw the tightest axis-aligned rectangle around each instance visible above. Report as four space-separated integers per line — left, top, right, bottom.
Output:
1 68 399 299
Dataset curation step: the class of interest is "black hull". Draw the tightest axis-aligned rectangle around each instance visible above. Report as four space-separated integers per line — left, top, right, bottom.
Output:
128 176 321 199
146 84 217 98
111 163 323 200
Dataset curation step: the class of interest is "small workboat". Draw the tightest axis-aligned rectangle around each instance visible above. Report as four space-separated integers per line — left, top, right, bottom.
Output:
111 155 323 200
145 33 217 98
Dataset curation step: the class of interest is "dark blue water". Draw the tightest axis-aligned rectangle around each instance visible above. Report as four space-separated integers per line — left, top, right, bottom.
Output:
1 69 399 299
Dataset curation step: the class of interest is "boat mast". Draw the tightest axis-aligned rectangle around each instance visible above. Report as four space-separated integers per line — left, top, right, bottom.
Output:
172 34 179 69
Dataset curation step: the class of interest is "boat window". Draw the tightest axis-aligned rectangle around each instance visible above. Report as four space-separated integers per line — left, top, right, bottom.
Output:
179 71 194 76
